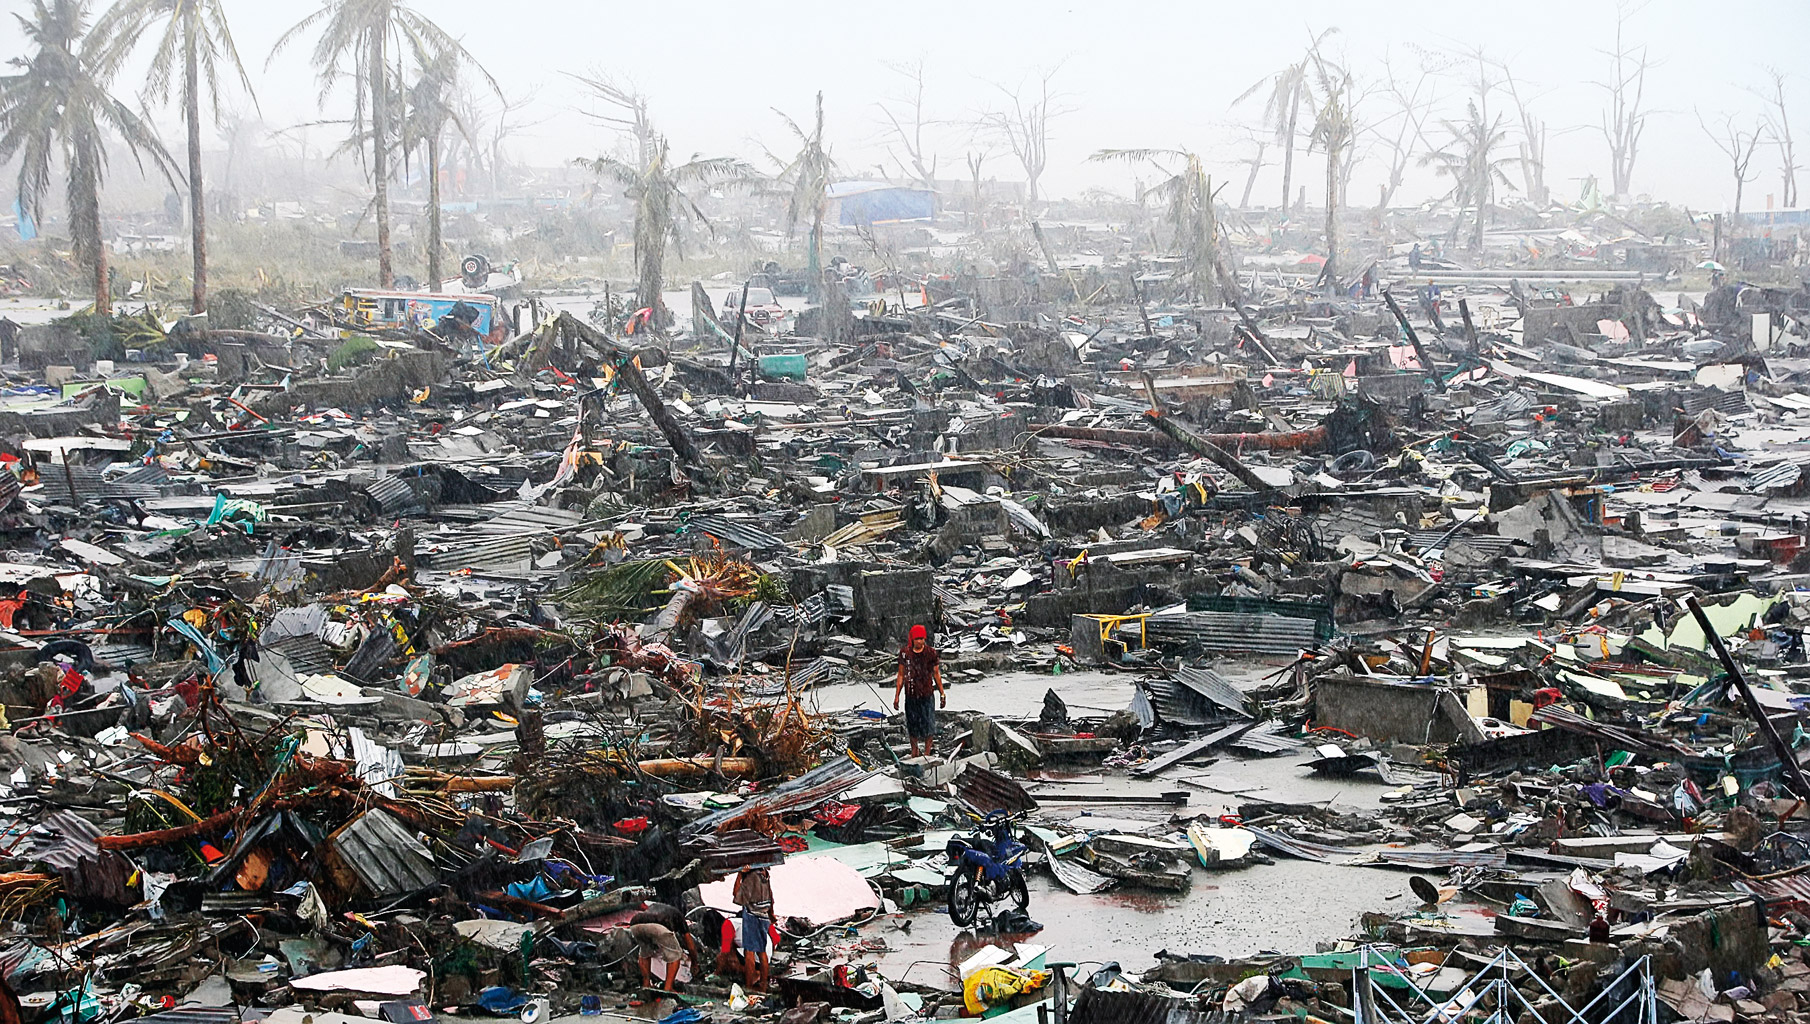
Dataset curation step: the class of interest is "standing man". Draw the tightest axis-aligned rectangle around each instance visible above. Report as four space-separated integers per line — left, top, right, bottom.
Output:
893 624 945 756
732 864 775 992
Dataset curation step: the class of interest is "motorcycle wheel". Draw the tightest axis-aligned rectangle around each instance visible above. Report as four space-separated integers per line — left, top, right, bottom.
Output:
949 871 979 926
1008 869 1031 912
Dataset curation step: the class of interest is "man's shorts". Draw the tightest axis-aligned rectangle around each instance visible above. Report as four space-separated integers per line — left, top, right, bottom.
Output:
905 694 936 739
741 910 770 955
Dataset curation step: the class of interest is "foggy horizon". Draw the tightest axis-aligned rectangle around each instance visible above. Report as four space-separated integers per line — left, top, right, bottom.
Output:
2 0 1806 217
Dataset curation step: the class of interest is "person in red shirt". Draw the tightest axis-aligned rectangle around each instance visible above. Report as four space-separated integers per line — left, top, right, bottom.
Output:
892 624 945 756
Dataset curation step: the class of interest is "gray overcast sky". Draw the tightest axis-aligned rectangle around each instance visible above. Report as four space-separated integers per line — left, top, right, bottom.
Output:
5 0 1807 213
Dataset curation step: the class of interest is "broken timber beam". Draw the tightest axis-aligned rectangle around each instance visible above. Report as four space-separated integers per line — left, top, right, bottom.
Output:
556 312 702 466
1382 288 1445 393
1139 372 1289 492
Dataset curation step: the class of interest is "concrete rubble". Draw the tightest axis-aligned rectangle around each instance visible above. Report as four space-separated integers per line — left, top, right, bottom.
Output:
4 224 1810 1024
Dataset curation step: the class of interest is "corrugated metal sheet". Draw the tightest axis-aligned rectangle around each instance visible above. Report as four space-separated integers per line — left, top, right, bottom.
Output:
687 514 787 551
31 810 132 903
1738 875 1810 904
264 604 329 641
132 1009 238 1024
349 727 404 797
953 764 1038 815
683 755 877 835
36 464 163 502
328 808 437 897
1173 665 1251 718
418 502 587 573
1141 677 1215 728
1369 847 1508 870
365 474 422 514
787 658 836 689
264 633 336 674
1146 610 1319 655
1131 722 1254 777
1681 388 1748 416
131 1008 238 1024
1242 825 1350 863
1229 721 1306 754
1751 461 1805 491
678 828 784 879
1529 704 1696 756
1071 986 1212 1024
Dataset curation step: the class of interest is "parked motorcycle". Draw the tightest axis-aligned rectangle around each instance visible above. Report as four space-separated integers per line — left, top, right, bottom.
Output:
945 811 1031 926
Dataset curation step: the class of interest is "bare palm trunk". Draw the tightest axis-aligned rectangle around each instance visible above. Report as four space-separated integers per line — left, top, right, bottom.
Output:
807 212 822 304
371 30 393 288
427 133 442 286
185 37 206 314
639 239 665 335
1240 143 1265 208
1472 178 1487 252
1279 80 1299 212
70 146 107 316
1324 145 1338 279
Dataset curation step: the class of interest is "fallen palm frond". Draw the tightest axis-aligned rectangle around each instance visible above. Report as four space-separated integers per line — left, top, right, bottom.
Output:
0 873 59 924
554 557 671 621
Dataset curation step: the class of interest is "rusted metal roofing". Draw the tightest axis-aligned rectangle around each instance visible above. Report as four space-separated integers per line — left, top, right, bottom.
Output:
1738 875 1810 905
679 828 785 880
1529 704 1697 756
687 514 787 551
30 810 132 903
683 755 877 835
953 763 1038 815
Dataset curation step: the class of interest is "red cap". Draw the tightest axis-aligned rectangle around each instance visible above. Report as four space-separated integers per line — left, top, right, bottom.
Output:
910 624 927 641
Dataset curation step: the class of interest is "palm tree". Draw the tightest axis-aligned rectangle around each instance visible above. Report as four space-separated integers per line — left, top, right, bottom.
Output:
575 83 756 335
0 0 177 315
1233 29 1336 214
773 93 834 302
1091 148 1230 304
1420 101 1518 251
401 47 464 287
1307 51 1355 279
272 0 479 289
94 0 254 315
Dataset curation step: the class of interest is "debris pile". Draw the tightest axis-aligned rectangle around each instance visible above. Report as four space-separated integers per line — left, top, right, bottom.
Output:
2 233 1810 1024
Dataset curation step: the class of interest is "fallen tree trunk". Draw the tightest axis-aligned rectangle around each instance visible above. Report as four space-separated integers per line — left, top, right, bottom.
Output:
638 756 759 778
96 809 235 850
555 312 702 466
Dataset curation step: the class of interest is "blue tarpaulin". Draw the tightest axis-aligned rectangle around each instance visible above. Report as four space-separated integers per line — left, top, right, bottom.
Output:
13 199 36 241
828 181 934 226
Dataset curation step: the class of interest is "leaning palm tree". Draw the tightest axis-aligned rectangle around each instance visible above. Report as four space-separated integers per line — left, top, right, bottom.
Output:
1091 148 1231 305
0 0 178 315
271 0 481 288
1420 101 1518 252
772 92 834 302
94 0 255 315
577 139 756 336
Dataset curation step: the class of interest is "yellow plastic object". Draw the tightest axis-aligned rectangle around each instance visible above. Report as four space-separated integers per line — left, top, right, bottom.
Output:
963 966 1050 1015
